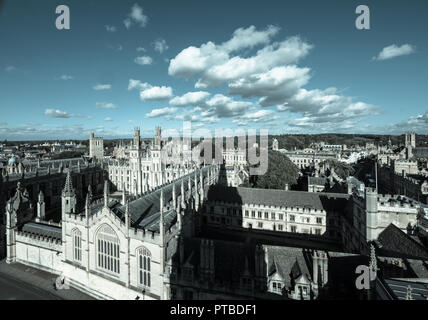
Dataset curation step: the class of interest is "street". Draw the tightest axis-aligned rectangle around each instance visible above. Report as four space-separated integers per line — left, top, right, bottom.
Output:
0 274 62 300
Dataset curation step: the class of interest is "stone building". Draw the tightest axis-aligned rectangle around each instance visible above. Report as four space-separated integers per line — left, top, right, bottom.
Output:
201 185 349 238
89 132 104 159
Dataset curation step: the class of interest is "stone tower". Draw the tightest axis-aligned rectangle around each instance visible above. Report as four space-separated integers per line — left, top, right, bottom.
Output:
89 132 104 159
62 170 77 215
405 132 416 149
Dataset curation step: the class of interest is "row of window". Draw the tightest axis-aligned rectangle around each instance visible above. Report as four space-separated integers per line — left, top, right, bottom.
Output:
71 225 151 288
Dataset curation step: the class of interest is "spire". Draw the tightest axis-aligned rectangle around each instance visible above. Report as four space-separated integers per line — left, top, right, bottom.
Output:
62 170 75 196
406 285 413 300
122 182 126 204
172 181 177 210
181 179 185 208
125 200 130 229
160 188 165 243
103 180 109 207
369 244 377 280
87 184 92 203
38 190 44 203
85 192 91 218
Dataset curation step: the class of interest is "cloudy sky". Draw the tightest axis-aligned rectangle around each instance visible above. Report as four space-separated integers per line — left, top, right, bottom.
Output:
1 0 427 140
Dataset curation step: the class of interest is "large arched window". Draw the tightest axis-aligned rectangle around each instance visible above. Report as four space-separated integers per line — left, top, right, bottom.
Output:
137 247 151 287
96 224 120 274
72 228 82 262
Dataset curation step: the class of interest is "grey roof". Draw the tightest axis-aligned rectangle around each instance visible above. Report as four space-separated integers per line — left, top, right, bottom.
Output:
21 222 62 240
265 246 311 288
110 165 213 230
377 223 428 260
206 185 350 211
384 279 428 300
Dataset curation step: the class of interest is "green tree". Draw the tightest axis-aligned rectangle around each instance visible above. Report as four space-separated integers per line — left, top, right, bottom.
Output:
249 150 299 190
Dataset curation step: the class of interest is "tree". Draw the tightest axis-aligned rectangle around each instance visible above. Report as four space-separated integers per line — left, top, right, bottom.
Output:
248 150 299 190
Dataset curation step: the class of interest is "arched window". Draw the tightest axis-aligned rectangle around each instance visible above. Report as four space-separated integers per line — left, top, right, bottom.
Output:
96 225 120 274
137 247 151 287
72 228 82 262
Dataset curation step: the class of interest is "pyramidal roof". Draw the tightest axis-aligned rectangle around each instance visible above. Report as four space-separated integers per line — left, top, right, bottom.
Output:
62 170 75 196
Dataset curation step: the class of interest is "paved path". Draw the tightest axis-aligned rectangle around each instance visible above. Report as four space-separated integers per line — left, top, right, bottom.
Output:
0 259 95 300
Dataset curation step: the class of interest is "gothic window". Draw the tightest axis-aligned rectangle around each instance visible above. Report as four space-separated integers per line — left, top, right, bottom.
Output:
72 228 82 262
96 224 120 275
138 247 151 287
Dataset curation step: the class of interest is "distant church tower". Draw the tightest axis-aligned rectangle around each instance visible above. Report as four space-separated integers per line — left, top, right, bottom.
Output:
405 132 416 149
89 132 104 159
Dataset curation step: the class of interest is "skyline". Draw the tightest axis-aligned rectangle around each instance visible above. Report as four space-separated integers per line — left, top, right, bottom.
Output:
1 0 428 140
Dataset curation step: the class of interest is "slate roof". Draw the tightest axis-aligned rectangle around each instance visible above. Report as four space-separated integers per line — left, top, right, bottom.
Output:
265 246 312 288
206 185 350 211
383 279 428 300
109 165 212 231
376 223 428 260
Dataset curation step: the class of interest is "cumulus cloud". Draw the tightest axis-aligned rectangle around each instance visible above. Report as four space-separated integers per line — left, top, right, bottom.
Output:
228 65 311 106
44 109 72 118
136 47 146 52
145 107 177 118
203 94 253 118
169 91 210 107
93 84 112 90
124 3 148 29
140 85 173 101
128 79 151 91
104 117 113 122
96 102 117 109
168 25 312 87
154 38 169 54
134 56 153 65
373 44 416 61
105 25 117 32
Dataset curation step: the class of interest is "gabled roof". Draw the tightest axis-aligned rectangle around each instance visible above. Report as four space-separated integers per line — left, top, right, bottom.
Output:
377 223 428 260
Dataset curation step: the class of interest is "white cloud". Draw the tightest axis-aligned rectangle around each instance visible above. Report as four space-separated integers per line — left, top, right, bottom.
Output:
124 3 148 29
136 47 146 52
57 74 73 80
154 38 169 53
44 109 72 118
105 25 117 32
128 79 151 91
140 85 173 101
134 56 153 65
93 84 112 91
96 102 117 109
145 107 177 118
204 94 252 118
373 44 416 61
168 25 312 87
228 65 311 106
104 117 113 122
169 91 210 107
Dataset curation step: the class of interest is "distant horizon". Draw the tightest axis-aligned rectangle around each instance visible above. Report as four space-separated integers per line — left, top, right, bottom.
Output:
2 131 428 143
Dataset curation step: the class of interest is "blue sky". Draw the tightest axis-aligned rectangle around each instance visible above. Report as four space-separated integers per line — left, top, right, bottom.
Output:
1 0 427 140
